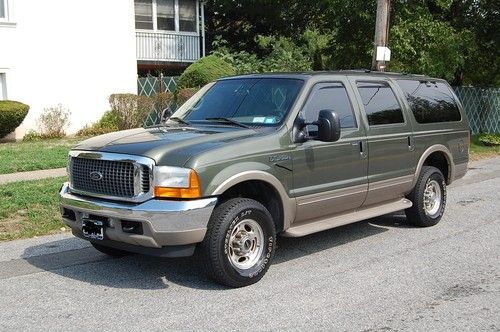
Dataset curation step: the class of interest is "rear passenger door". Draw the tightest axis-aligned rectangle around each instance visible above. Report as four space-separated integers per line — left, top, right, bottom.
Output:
350 78 415 206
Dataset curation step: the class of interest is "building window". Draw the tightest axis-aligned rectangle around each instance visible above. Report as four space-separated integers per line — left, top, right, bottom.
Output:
179 0 196 32
135 0 153 29
134 0 197 33
157 0 175 31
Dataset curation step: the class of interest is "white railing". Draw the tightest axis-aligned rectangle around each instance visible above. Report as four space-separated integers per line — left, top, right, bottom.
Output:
136 31 200 63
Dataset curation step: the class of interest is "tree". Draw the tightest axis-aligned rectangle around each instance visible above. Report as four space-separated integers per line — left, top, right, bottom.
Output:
205 0 499 86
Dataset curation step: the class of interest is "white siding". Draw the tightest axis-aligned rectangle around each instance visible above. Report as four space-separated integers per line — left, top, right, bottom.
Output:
0 0 138 138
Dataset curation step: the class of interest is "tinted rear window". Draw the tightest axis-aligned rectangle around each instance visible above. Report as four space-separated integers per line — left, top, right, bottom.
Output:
356 82 404 126
397 80 462 123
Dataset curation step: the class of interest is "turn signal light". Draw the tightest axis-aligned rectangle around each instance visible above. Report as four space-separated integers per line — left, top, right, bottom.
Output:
154 170 201 199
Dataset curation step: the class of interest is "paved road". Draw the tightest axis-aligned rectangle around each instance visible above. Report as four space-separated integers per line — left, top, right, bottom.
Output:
1 158 499 331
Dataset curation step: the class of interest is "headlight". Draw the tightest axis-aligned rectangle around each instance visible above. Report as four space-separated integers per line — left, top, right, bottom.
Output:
153 166 201 199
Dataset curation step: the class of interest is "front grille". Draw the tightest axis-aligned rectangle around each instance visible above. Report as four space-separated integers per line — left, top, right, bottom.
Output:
70 157 146 198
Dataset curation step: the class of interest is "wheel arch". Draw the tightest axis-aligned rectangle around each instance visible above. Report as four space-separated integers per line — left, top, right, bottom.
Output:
212 170 296 232
413 145 454 186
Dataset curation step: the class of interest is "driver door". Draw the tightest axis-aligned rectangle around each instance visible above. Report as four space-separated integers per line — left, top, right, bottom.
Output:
291 80 368 223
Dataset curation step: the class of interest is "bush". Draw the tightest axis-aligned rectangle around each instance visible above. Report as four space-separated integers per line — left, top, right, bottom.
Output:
175 88 199 106
213 32 318 74
109 94 154 130
37 104 71 138
0 100 30 138
478 133 500 146
22 130 44 142
76 111 120 137
178 55 236 88
153 92 174 111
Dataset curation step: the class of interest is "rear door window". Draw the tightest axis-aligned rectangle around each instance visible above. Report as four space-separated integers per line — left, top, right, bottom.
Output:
396 80 462 123
356 82 404 126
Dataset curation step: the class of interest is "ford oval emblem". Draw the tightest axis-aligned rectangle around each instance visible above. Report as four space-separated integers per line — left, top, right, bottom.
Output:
89 171 103 181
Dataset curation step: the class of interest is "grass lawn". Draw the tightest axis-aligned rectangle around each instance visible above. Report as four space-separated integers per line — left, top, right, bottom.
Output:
0 177 67 241
470 135 500 161
0 138 82 174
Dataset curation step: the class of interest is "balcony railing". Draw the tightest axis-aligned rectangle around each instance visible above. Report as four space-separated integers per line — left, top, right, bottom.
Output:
136 31 200 63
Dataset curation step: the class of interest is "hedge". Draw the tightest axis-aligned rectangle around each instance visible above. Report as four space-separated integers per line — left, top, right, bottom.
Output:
178 55 236 88
0 100 30 138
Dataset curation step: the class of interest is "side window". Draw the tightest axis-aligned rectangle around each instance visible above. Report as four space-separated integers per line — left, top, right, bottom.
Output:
302 82 357 134
397 80 462 123
356 82 404 126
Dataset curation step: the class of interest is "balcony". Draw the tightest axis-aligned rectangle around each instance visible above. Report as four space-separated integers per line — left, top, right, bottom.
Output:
136 31 201 63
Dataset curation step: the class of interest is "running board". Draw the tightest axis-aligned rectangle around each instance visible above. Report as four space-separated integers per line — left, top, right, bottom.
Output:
282 198 413 237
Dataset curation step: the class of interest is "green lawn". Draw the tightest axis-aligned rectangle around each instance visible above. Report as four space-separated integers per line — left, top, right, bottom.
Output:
0 177 67 241
470 135 500 161
0 138 81 174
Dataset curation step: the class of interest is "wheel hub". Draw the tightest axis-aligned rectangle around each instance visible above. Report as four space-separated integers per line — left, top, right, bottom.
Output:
423 179 442 217
228 219 264 270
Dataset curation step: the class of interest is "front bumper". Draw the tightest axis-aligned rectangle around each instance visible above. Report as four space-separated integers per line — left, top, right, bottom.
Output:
59 183 217 255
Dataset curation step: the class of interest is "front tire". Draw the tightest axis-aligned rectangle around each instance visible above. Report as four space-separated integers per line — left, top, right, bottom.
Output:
406 166 447 227
200 198 276 288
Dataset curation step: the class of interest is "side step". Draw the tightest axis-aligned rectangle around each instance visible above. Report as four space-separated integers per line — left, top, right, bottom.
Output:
282 198 413 237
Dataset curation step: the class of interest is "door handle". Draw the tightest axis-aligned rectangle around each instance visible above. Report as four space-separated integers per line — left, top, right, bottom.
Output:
351 141 367 158
407 136 415 152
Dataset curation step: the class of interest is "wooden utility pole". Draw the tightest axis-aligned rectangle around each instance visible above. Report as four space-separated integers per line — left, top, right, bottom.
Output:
371 0 391 71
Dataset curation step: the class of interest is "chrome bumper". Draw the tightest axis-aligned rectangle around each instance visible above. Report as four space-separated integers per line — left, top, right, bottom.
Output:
59 183 217 249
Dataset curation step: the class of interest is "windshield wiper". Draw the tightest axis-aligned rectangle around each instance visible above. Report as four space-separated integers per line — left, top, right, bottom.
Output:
168 117 190 126
204 117 250 129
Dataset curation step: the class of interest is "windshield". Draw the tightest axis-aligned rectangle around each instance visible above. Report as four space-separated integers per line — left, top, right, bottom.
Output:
169 78 304 127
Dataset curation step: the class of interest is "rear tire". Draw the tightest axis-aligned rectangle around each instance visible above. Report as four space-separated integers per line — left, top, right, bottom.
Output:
200 198 276 288
91 243 130 257
406 166 447 227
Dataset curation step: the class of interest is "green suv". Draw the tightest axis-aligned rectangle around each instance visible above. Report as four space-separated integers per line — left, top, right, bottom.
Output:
60 71 470 287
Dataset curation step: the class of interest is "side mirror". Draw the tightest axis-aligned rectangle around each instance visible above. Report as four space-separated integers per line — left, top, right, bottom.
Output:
316 110 341 142
161 106 174 123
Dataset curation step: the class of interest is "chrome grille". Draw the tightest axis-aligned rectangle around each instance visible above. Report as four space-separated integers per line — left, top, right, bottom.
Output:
141 166 150 193
70 157 141 198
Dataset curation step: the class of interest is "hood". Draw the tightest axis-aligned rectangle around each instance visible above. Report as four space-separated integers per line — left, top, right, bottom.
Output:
72 126 260 167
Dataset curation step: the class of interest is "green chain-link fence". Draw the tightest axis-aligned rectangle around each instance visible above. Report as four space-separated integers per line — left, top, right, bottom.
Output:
453 87 499 134
138 75 179 126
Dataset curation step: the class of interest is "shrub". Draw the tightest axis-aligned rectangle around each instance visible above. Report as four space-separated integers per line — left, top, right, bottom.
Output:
76 110 120 137
37 104 71 138
0 100 30 138
478 133 500 146
178 55 236 88
175 88 199 106
109 94 154 130
153 92 174 111
22 130 44 142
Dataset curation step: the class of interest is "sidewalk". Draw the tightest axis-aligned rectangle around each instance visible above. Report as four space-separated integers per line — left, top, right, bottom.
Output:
0 168 66 185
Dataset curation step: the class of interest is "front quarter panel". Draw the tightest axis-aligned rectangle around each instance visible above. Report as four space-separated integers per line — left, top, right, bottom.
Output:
186 130 297 229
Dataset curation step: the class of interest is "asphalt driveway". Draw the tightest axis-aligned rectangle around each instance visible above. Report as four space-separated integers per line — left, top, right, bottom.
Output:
0 157 499 331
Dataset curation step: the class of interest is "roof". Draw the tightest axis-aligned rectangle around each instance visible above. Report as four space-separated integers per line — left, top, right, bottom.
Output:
220 70 435 81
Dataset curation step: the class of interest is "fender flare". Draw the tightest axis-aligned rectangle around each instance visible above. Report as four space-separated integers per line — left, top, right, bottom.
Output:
413 144 454 186
212 170 296 230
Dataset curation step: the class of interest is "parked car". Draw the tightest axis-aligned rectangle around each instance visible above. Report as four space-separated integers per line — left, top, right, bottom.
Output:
60 71 470 287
